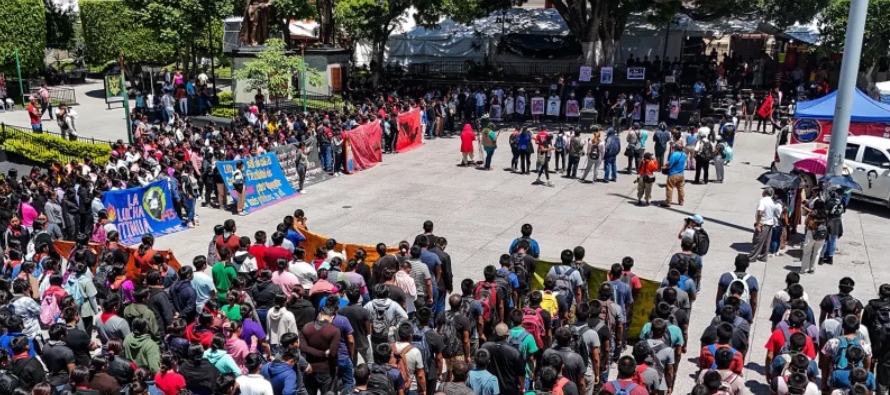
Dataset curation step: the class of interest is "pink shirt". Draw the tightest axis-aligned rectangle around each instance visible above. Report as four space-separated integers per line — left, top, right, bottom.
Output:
20 203 37 227
225 337 250 374
271 270 300 298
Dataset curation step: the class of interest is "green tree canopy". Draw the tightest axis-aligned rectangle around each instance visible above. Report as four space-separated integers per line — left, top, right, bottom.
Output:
0 0 47 75
80 0 175 65
820 0 890 68
233 38 323 99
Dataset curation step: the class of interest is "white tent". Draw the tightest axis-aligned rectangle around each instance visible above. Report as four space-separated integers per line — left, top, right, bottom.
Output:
876 81 890 104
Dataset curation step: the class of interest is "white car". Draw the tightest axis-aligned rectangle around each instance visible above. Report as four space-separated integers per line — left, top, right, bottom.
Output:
774 135 890 206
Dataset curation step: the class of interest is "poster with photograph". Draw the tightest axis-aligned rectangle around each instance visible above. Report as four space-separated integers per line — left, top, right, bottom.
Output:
600 67 613 84
579 66 592 82
516 96 527 115
531 97 545 115
565 100 580 117
490 104 502 121
645 104 659 126
546 98 561 116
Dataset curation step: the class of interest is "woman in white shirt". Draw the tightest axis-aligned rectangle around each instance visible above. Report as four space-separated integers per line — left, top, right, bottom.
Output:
236 353 274 395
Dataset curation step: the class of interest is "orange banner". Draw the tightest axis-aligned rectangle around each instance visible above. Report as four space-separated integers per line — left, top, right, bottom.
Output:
297 226 399 266
53 241 183 280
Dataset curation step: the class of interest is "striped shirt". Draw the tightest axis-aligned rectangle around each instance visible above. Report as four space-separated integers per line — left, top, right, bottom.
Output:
407 259 432 298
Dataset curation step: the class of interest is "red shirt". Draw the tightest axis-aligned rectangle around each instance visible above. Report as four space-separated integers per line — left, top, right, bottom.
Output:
215 234 241 257
764 327 817 358
28 104 41 125
263 246 293 270
602 379 649 395
248 244 268 271
699 344 745 374
154 371 186 395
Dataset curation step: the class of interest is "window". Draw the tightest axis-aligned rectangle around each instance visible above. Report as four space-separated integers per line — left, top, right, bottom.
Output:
862 147 890 167
845 143 860 161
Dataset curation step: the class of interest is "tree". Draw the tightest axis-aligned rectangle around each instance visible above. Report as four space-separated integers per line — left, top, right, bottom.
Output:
80 1 175 65
44 0 76 49
336 0 444 85
232 38 323 101
820 0 890 96
122 0 232 74
270 0 315 48
0 0 47 76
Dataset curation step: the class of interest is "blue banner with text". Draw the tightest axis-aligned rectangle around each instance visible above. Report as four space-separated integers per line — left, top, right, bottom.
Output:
216 153 297 213
102 180 186 245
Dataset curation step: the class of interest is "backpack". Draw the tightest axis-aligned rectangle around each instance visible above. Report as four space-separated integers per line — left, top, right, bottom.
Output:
588 144 601 160
692 228 710 256
723 272 751 304
507 330 530 362
40 291 61 327
871 304 890 343
699 141 715 161
553 266 576 296
390 344 412 389
609 380 639 395
568 324 593 366
676 274 692 293
370 300 391 342
826 193 844 218
509 133 519 148
510 254 530 290
411 326 433 375
437 312 463 358
776 327 798 355
90 222 107 245
707 345 739 369
723 145 734 161
620 272 637 289
494 270 513 296
834 335 864 370
643 341 668 383
0 370 20 395
554 135 566 151
540 291 559 323
715 371 739 395
474 282 499 325
599 300 617 334
63 275 85 306
813 224 828 240
93 263 113 301
605 136 620 157
552 377 569 395
520 307 545 348
827 294 853 319
722 124 736 141
366 365 397 395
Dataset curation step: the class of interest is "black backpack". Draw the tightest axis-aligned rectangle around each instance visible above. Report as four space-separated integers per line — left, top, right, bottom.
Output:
722 124 736 141
692 228 710 256
366 365 397 395
436 312 464 358
871 303 890 345
588 145 600 160
0 370 20 395
826 192 844 218
699 141 715 161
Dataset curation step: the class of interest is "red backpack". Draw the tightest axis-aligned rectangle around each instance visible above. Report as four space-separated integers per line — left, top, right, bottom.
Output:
553 377 570 395
473 282 498 324
521 307 545 348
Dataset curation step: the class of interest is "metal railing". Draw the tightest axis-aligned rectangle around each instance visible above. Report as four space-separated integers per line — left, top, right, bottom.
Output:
392 61 650 84
1 122 114 159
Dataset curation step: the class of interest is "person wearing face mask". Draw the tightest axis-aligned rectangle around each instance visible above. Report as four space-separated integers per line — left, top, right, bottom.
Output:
742 93 757 133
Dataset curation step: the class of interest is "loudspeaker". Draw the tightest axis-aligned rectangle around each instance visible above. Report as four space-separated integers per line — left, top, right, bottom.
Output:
579 109 598 130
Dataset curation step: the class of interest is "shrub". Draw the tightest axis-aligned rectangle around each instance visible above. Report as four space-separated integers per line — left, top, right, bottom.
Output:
0 0 46 75
80 1 174 64
218 91 234 106
0 126 112 166
210 107 237 118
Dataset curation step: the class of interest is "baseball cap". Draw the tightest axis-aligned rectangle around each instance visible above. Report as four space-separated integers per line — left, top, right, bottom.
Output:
494 323 510 337
687 214 704 225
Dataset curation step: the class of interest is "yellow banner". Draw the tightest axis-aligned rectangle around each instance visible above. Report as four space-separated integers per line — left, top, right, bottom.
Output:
296 225 400 266
531 260 660 339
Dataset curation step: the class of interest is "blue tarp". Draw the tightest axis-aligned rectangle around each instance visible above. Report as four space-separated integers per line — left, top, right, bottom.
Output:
795 89 890 122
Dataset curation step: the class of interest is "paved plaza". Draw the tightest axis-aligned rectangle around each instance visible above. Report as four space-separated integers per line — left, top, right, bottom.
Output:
8 82 890 394
148 124 887 394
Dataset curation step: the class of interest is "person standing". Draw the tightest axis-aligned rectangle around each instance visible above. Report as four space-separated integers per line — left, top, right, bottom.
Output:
517 128 533 175
862 284 890 395
662 143 687 208
636 153 658 206
750 187 779 262
566 129 583 179
713 135 727 183
534 135 555 187
693 129 713 184
579 130 604 183
653 124 671 168
38 83 53 120
460 124 475 167
27 96 42 132
799 198 827 274
480 127 498 171
603 128 621 182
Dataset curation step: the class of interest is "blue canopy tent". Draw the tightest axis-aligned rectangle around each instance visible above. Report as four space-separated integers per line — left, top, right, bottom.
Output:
792 89 890 142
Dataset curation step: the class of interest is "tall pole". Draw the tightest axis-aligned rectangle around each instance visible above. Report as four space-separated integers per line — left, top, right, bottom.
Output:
662 20 671 61
209 22 217 99
826 0 868 176
301 43 307 113
119 54 133 144
14 49 24 103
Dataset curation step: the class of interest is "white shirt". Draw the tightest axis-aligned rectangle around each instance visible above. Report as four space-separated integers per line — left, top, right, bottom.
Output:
289 260 318 290
236 374 274 395
773 376 820 395
757 196 779 226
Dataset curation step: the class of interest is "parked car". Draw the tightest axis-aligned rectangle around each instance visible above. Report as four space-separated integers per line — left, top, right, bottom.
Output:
774 135 890 206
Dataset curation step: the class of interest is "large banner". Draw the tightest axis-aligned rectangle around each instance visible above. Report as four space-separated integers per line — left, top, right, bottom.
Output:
216 153 297 213
53 241 182 281
270 140 329 189
531 260 660 339
102 180 186 246
344 121 383 172
296 225 400 266
531 97 545 115
396 110 423 153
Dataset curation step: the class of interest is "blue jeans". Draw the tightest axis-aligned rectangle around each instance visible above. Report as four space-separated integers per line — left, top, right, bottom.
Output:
433 288 446 319
337 358 354 390
484 149 495 169
257 309 268 333
476 105 484 118
822 234 838 258
769 225 783 253
319 145 332 172
164 107 175 125
184 197 195 224
604 156 618 181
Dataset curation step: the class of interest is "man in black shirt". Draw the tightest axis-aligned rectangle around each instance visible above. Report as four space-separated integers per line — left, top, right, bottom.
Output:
7 336 45 390
573 246 593 302
481 323 525 395
863 284 890 395
287 285 316 334
62 306 94 367
429 237 454 302
417 307 445 395
341 286 372 364
437 294 474 362
819 277 863 324
371 243 399 296
42 324 75 387
587 300 613 384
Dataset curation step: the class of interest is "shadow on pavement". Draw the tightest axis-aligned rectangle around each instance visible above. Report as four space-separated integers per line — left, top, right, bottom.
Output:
730 242 753 252
83 89 107 100
846 199 890 220
653 201 756 234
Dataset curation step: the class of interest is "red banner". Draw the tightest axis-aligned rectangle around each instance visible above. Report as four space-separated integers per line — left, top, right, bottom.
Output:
396 110 423 153
757 95 774 118
344 121 383 172
791 120 890 144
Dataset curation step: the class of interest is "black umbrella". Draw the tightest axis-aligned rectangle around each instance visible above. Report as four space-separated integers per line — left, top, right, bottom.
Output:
757 171 801 190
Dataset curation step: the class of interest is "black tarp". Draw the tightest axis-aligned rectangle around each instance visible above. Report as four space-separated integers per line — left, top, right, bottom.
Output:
501 33 582 59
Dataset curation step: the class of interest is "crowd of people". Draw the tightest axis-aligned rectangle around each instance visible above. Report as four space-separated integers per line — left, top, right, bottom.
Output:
0 204 886 395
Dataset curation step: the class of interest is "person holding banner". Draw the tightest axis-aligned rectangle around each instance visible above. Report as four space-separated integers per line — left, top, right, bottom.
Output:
232 161 246 216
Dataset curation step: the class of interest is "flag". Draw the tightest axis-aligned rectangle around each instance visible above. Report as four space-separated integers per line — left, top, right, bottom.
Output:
758 94 774 118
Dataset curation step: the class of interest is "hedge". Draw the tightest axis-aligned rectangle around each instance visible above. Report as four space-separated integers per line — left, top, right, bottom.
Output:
0 0 46 75
80 1 174 64
0 126 112 166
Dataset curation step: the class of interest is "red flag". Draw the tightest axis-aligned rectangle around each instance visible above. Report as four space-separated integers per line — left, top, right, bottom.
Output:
758 95 774 118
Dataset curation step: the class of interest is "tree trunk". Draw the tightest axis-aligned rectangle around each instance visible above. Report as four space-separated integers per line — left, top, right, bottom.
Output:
281 18 292 49
372 40 385 88
864 61 879 99
581 4 603 67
